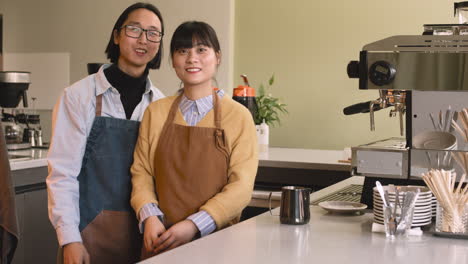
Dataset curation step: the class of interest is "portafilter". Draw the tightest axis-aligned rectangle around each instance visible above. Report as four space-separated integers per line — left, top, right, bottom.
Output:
0 71 31 108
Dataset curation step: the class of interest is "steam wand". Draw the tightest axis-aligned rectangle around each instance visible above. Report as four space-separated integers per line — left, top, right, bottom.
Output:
343 90 406 136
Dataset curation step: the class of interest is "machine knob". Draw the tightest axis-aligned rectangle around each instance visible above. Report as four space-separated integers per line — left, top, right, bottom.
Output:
369 61 396 86
347 61 360 78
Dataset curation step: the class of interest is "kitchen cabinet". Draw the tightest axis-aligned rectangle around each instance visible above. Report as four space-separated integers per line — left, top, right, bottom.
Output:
255 148 350 192
11 166 57 264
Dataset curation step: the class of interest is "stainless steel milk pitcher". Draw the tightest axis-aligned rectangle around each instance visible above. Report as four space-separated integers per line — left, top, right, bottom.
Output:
269 186 311 225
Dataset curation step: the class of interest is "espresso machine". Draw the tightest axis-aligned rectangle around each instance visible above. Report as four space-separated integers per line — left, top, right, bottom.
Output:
344 31 468 206
0 71 35 150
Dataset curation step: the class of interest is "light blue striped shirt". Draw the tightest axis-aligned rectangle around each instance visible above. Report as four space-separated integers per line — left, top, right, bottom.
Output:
139 89 225 237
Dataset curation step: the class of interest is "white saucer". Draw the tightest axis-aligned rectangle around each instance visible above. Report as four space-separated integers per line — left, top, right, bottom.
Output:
372 205 432 214
372 200 433 207
373 196 433 206
318 201 367 213
373 193 433 201
373 185 432 195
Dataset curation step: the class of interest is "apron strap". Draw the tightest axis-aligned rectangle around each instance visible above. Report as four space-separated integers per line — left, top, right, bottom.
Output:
95 94 103 117
213 90 222 129
212 90 229 160
159 93 184 137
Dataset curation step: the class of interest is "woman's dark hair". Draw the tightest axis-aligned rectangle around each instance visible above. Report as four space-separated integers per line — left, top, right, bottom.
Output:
170 21 221 57
105 2 164 69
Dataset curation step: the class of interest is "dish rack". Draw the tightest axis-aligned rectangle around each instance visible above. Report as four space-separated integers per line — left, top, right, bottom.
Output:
311 184 363 205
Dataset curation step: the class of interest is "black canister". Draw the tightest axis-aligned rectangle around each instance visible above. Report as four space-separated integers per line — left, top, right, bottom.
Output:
233 84 258 122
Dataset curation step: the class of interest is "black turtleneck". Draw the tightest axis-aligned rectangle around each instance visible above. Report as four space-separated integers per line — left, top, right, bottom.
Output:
104 64 148 119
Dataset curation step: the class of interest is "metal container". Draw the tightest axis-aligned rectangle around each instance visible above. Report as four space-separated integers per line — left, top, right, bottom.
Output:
280 186 311 225
455 1 468 24
0 71 30 108
2 119 22 144
269 186 311 225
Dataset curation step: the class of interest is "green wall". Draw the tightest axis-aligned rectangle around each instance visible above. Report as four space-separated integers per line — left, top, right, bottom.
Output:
235 0 456 150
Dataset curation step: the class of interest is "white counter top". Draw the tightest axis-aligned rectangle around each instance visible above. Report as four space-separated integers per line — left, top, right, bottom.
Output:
8 147 351 172
259 147 350 171
141 200 468 264
8 148 48 170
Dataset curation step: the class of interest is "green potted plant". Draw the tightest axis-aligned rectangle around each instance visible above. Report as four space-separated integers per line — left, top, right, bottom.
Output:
254 74 287 153
255 74 288 126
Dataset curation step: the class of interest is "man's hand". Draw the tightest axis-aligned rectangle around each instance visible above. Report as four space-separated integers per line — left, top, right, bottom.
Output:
153 220 198 254
143 216 166 252
63 242 90 264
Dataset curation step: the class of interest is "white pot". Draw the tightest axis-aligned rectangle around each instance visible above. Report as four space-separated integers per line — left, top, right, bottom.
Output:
256 123 269 153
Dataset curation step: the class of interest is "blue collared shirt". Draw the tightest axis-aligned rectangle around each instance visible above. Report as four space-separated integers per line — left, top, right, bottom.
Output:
179 89 225 125
139 89 225 237
47 64 165 246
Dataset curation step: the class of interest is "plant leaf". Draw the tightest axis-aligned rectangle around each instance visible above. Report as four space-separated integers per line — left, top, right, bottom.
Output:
258 84 265 96
254 74 287 127
269 74 275 86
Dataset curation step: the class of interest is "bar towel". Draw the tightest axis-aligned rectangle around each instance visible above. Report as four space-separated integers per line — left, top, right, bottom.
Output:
0 123 19 264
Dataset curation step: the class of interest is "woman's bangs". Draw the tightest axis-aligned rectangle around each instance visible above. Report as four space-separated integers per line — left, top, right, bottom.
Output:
173 29 213 51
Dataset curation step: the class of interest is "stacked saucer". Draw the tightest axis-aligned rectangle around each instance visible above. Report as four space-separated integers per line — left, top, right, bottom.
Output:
373 185 434 227
432 195 437 217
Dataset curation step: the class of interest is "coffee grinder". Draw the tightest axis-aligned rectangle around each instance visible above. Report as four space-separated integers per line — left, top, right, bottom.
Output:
0 71 32 150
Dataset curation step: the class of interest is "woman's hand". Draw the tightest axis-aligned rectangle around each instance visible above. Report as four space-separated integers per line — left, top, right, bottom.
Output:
153 220 198 254
63 242 90 264
143 216 166 252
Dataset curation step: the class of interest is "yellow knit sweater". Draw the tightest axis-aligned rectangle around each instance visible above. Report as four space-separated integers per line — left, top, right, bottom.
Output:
131 95 259 229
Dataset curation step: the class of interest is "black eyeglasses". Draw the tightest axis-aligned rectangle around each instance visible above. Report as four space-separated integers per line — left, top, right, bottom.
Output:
121 25 163 43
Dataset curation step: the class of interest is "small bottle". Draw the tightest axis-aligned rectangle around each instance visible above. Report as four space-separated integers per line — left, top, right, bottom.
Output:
36 129 43 147
257 119 269 153
232 74 258 122
28 129 36 147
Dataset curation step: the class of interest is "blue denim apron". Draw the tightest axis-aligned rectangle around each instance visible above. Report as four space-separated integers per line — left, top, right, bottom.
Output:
76 94 141 263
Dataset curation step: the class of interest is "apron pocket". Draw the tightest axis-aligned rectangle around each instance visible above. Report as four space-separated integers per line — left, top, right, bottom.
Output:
81 210 141 264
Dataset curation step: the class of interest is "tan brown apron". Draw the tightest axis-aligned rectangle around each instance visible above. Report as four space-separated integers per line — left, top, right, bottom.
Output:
142 91 233 259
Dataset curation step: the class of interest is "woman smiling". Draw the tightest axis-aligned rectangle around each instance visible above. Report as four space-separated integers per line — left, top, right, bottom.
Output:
131 21 258 258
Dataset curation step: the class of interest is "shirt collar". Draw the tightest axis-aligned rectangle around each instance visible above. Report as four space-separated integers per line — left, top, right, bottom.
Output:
95 63 155 96
179 89 225 115
94 63 112 96
145 78 157 96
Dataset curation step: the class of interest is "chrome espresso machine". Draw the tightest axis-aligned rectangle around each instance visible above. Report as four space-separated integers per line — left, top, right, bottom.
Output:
345 29 468 206
0 71 43 150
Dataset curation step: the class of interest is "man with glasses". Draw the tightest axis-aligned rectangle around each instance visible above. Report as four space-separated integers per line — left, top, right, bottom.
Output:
47 3 165 263
122 25 164 43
